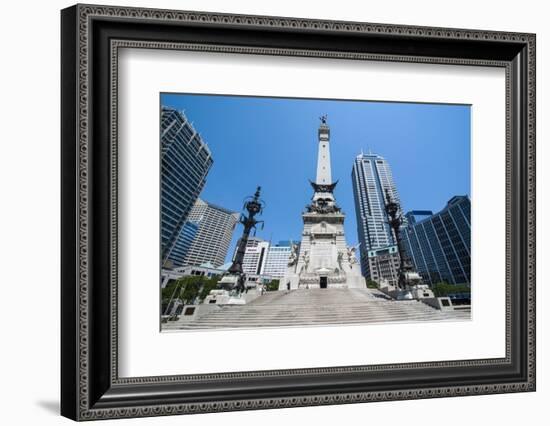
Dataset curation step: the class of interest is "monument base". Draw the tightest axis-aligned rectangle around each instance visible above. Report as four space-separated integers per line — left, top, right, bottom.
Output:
281 271 365 290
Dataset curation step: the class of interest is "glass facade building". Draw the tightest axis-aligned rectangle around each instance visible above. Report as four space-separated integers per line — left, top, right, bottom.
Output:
263 241 294 278
163 220 199 269
183 199 240 268
351 152 404 284
401 196 471 285
160 106 213 268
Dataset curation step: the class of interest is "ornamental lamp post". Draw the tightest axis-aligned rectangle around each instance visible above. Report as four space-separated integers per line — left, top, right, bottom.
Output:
224 186 265 293
384 188 416 291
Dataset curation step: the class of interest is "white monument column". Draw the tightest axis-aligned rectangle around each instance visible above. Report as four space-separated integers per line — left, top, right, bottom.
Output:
316 119 332 184
281 115 366 291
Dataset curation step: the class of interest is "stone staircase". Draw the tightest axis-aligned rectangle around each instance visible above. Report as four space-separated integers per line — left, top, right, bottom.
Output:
162 288 470 331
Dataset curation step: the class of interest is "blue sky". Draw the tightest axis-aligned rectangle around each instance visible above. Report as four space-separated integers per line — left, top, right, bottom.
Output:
161 93 470 261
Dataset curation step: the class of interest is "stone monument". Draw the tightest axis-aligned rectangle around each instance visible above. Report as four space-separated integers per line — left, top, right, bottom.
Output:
282 116 365 290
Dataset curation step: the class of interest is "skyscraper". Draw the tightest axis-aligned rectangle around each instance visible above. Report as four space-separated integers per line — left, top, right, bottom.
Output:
402 196 471 285
183 199 240 268
263 241 294 278
351 152 403 285
163 220 199 269
160 106 213 267
235 237 270 275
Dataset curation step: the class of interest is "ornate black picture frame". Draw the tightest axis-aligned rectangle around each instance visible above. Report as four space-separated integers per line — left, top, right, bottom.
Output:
61 4 536 421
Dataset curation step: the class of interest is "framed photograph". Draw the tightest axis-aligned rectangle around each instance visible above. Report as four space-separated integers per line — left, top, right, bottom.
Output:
61 4 536 421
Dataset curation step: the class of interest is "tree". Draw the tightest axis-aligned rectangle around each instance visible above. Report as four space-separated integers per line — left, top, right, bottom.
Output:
365 279 378 289
265 279 280 291
199 278 219 300
432 282 471 297
162 275 220 307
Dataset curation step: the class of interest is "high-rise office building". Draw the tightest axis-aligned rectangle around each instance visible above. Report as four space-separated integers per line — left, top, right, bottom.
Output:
235 237 270 275
263 241 294 278
160 106 213 267
183 199 240 268
163 221 199 269
351 152 403 285
401 196 471 285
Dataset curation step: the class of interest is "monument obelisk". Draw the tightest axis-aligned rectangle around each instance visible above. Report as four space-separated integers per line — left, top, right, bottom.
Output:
282 116 365 290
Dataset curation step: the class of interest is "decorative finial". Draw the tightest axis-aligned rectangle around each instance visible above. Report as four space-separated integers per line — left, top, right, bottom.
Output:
319 114 328 125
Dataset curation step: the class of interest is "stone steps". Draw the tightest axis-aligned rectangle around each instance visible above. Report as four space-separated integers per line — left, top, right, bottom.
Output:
162 288 470 331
